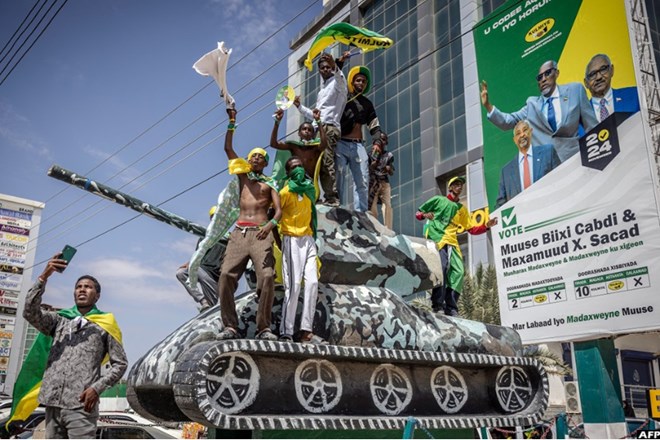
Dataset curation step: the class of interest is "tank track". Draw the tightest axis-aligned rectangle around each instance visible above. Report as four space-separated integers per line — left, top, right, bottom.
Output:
171 340 548 430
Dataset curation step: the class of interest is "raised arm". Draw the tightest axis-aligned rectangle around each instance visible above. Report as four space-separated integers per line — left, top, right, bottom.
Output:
270 108 290 150
224 108 238 160
480 80 494 113
23 254 67 335
335 50 351 70
294 95 314 121
313 108 328 150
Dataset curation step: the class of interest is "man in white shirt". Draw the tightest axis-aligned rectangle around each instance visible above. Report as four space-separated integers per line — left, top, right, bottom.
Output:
294 52 349 206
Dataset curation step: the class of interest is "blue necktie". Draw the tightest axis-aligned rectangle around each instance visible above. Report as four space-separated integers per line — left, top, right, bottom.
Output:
546 97 557 132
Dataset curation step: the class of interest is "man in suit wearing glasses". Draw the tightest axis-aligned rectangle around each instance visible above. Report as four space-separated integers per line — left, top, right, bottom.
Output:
481 60 598 162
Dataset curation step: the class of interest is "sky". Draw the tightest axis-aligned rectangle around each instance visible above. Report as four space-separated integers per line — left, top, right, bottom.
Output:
0 0 321 371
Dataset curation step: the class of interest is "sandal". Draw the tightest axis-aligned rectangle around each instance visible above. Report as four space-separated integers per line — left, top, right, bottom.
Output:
299 332 328 345
217 327 239 340
256 328 278 341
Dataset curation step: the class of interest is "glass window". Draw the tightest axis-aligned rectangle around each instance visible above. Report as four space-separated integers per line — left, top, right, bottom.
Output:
433 0 466 162
483 0 508 18
454 115 467 151
440 122 455 159
439 101 453 125
645 0 660 75
437 64 452 103
399 146 413 182
413 176 422 198
100 426 154 439
385 3 396 24
454 94 465 117
399 124 412 147
398 89 412 127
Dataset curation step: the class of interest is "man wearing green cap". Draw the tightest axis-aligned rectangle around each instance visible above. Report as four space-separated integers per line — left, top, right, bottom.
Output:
337 65 384 212
416 177 498 316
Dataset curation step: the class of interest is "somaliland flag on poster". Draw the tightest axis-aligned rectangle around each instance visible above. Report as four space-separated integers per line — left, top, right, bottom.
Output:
473 0 660 344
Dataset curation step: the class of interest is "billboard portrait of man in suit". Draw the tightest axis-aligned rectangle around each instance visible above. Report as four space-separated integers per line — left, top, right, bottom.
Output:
584 53 640 123
481 60 598 162
495 120 561 209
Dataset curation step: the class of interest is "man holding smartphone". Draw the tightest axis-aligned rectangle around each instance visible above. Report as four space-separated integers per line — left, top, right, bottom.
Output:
8 250 127 438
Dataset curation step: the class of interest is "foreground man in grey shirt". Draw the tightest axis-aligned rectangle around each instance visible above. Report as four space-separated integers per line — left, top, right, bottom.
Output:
22 254 128 438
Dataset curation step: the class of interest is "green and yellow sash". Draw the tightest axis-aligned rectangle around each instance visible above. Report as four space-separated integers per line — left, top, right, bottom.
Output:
6 306 122 427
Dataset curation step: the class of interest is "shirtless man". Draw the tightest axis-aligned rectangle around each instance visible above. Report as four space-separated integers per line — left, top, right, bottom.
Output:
217 108 282 341
270 108 328 186
337 66 383 211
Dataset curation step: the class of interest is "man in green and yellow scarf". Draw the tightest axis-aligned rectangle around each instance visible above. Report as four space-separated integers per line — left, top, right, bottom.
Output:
7 253 127 438
216 108 282 342
278 156 325 344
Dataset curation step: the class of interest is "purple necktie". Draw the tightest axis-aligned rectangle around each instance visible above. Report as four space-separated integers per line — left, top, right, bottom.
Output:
599 98 609 121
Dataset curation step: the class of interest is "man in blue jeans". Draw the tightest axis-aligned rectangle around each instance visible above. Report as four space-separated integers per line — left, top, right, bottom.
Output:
337 65 383 211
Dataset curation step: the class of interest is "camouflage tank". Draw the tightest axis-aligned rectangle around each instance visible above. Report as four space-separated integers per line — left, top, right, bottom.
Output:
48 165 549 432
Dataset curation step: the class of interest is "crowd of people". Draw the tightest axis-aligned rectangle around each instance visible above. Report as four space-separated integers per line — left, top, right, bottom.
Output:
180 51 402 343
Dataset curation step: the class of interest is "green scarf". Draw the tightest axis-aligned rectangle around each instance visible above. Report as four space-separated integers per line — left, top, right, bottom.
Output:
286 138 320 148
287 167 317 238
7 305 122 428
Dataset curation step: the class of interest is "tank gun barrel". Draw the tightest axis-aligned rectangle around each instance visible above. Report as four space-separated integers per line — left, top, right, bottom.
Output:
47 164 207 237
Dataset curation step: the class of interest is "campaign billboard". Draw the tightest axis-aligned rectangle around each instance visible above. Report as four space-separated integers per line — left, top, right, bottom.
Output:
474 0 660 343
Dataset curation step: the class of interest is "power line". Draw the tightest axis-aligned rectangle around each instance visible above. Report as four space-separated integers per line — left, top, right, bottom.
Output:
0 0 43 59
0 0 68 86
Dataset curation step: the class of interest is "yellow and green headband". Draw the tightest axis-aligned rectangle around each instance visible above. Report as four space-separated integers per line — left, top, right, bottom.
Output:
248 148 269 164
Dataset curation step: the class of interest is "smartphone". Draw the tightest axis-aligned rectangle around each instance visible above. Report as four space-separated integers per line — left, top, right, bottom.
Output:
55 245 77 272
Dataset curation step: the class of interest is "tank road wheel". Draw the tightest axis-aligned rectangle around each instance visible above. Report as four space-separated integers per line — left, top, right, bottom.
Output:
173 342 262 425
370 364 412 415
294 359 343 413
206 352 260 415
430 366 468 414
495 366 533 413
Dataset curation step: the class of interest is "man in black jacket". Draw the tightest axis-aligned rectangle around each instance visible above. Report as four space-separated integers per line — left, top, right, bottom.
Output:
337 65 383 212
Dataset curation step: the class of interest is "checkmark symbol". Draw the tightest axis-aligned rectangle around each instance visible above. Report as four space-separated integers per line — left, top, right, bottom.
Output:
501 207 516 228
